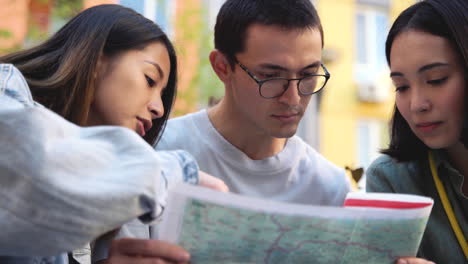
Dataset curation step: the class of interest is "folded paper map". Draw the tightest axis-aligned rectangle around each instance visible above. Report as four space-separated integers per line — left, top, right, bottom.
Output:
159 183 433 264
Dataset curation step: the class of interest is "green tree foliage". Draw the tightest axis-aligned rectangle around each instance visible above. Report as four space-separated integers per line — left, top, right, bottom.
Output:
52 0 82 20
27 0 82 45
0 29 13 39
174 1 223 116
0 29 20 54
197 5 224 107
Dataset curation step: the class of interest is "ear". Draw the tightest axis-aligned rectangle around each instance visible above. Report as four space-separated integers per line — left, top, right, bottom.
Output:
209 50 232 83
95 53 108 80
91 53 110 104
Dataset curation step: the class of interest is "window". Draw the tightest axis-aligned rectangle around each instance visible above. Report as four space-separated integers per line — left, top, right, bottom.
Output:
356 119 388 168
355 7 388 73
356 119 388 189
154 0 175 36
354 4 390 102
119 0 174 36
120 0 144 15
201 0 224 29
356 13 368 65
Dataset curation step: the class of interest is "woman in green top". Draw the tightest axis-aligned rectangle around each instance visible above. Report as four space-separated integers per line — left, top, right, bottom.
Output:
366 0 468 263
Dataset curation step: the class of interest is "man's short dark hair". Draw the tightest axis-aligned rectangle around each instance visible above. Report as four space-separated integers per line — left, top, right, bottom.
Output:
214 0 324 68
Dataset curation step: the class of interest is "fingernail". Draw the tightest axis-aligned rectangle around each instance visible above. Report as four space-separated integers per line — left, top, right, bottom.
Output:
180 252 190 261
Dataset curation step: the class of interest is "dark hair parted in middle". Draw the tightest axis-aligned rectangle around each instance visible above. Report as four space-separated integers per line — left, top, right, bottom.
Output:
214 0 324 68
0 4 177 145
383 0 468 161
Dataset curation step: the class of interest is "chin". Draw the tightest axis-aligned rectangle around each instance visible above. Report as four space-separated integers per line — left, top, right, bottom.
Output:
270 128 298 138
421 137 457 150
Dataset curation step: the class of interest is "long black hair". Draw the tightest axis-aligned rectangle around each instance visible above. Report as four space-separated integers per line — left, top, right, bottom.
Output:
382 0 468 161
0 4 177 145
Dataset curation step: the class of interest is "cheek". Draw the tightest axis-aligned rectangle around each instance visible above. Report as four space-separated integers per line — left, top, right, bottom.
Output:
90 90 115 125
300 96 312 108
395 95 410 121
450 98 465 135
443 93 465 141
92 80 133 126
232 77 257 102
443 79 466 120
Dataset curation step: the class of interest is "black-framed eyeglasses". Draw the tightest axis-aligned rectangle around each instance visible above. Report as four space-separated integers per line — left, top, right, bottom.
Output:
236 60 331 99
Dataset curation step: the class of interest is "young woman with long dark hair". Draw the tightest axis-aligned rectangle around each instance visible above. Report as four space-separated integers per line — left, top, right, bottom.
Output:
367 0 468 263
0 4 226 264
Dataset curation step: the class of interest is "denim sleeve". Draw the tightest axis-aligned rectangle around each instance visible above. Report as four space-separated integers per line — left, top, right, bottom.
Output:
155 150 199 208
0 64 34 109
90 151 200 263
0 64 166 256
0 106 165 257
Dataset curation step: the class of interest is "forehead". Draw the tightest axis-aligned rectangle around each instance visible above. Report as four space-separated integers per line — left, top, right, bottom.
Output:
109 42 171 73
390 30 459 70
141 42 170 67
239 24 322 66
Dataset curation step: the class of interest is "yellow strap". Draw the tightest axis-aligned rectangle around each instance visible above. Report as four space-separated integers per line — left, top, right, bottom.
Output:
428 151 468 259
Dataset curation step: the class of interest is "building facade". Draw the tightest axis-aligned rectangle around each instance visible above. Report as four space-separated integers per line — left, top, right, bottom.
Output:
317 0 415 176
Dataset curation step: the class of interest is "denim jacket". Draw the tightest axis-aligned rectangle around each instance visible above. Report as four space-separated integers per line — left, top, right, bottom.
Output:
0 64 198 263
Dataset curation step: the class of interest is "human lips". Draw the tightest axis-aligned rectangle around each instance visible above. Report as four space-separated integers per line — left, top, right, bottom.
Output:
136 117 153 137
272 113 301 123
415 121 443 134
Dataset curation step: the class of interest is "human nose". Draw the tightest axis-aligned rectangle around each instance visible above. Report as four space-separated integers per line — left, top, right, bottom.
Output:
409 86 431 113
148 95 165 119
277 80 301 105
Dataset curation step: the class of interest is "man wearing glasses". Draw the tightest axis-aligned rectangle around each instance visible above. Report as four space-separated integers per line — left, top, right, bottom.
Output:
156 0 351 206
98 2 433 263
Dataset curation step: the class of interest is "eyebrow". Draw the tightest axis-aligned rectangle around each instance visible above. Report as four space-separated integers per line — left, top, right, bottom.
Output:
257 61 321 72
418 62 449 73
390 62 450 77
144 60 165 79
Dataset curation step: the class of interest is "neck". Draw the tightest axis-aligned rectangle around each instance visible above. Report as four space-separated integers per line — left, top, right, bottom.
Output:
446 142 468 196
208 100 287 160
